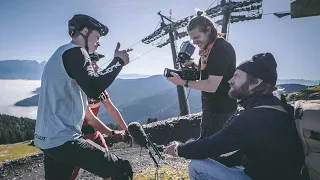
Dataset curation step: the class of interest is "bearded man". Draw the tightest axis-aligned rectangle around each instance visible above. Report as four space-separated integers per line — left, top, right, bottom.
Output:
164 53 305 180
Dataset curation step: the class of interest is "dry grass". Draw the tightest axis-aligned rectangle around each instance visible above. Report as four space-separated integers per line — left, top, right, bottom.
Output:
133 164 189 180
0 141 40 162
300 85 320 94
288 85 320 101
310 85 320 92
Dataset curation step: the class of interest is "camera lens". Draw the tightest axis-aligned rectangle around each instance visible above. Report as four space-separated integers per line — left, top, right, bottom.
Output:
164 68 168 77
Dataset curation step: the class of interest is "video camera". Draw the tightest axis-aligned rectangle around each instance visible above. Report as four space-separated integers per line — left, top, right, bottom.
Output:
164 41 200 81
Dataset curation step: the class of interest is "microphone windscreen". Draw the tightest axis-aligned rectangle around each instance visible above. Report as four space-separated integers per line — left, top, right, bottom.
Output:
128 122 148 147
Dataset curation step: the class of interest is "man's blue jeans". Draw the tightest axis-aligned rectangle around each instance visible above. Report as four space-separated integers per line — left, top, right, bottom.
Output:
188 158 252 180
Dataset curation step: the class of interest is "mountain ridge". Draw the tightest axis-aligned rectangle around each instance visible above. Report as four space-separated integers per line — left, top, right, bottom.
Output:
0 60 153 80
0 60 319 85
0 60 46 80
13 75 314 124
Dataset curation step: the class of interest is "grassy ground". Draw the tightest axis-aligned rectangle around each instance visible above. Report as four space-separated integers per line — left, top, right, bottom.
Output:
0 141 40 162
133 164 189 180
300 85 320 94
287 85 320 101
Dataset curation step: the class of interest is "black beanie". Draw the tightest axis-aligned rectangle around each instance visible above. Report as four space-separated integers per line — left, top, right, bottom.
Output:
89 52 105 62
236 52 278 85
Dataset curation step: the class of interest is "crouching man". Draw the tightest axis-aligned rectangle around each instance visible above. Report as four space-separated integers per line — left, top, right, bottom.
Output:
164 53 305 180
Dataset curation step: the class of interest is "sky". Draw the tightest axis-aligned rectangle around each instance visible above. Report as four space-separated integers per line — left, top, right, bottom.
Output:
0 0 319 80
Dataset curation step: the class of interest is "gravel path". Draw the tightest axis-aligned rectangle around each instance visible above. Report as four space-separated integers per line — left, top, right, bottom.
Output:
0 142 190 180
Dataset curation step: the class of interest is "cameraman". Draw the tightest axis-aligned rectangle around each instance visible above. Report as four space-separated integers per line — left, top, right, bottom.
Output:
167 10 237 139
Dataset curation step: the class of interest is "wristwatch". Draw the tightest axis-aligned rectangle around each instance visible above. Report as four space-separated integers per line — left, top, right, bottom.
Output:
111 130 115 136
174 144 179 156
184 80 189 88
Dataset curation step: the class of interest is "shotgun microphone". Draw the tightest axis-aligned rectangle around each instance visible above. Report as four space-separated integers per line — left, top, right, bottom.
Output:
127 122 165 167
127 122 148 148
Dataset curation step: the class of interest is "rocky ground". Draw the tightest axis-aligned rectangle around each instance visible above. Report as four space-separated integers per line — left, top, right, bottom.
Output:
0 142 190 180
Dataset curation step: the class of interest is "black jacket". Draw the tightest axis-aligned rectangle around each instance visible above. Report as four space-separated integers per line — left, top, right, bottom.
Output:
178 93 305 180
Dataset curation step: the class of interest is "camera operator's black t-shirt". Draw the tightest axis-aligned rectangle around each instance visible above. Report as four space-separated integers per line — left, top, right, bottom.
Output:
199 38 237 113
